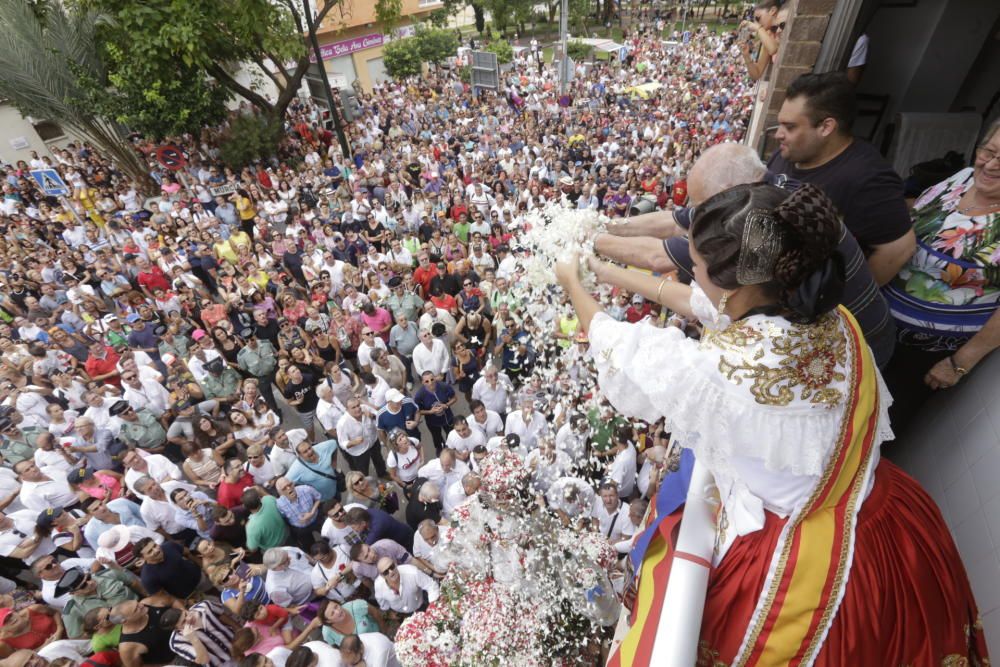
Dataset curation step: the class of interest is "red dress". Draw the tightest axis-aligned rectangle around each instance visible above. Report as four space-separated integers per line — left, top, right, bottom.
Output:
697 461 989 666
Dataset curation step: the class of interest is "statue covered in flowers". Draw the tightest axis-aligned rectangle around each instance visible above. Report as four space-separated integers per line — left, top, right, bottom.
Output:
395 448 620 666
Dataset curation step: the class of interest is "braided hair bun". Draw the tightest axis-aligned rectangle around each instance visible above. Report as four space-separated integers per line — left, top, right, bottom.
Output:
771 184 842 289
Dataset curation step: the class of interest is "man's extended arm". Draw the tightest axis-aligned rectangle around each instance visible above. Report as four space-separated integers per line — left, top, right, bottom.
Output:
594 233 678 273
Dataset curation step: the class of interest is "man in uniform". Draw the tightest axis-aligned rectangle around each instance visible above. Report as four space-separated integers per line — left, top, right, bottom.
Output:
199 357 241 406
113 401 168 455
236 328 278 411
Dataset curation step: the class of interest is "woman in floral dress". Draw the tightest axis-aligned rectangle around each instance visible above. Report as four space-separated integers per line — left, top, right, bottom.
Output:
883 120 1000 433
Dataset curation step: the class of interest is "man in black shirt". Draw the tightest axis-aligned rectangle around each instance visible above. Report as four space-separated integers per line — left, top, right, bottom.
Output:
768 72 914 286
283 363 320 434
135 538 202 602
594 142 897 368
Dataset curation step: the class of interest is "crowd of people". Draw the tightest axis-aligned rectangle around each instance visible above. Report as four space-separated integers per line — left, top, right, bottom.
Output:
0 1 996 664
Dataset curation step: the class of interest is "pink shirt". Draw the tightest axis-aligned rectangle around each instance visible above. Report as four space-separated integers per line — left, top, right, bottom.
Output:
361 308 393 342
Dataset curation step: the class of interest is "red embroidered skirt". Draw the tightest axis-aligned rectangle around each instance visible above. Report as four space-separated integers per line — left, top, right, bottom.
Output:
697 460 989 666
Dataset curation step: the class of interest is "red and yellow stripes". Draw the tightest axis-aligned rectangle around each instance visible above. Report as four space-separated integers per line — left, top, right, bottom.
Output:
608 512 683 667
736 307 880 667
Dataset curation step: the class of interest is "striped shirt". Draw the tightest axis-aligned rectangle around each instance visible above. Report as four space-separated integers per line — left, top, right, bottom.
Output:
168 601 235 667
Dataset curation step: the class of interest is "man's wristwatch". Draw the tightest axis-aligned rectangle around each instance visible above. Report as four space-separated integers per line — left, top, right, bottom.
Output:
948 356 969 377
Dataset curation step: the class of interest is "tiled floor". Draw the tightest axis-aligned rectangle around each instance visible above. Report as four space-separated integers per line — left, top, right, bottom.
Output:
890 349 1000 655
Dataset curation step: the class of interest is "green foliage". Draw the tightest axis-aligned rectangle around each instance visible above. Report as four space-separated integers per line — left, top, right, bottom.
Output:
0 0 155 191
459 64 471 83
416 27 459 66
567 40 591 62
485 39 513 64
427 7 451 27
375 0 403 33
384 26 458 79
218 112 283 171
74 47 229 139
482 0 533 34
383 35 423 78
81 0 342 122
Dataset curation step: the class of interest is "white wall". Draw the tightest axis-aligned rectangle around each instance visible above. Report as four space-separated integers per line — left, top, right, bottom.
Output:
857 0 1000 143
0 105 76 166
892 349 1000 655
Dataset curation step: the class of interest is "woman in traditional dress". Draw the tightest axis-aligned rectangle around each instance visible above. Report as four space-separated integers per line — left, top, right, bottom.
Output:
556 183 987 666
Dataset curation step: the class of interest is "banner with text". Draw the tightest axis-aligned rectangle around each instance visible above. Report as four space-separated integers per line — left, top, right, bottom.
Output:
309 33 384 62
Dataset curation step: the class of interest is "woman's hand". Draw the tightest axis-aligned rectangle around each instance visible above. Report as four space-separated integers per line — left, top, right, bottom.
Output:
741 19 762 34
554 252 582 288
924 357 963 390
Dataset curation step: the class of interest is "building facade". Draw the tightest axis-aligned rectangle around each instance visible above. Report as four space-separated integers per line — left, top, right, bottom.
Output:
315 0 445 92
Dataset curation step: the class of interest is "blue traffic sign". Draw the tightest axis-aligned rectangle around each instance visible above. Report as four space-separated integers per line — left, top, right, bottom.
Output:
30 168 70 196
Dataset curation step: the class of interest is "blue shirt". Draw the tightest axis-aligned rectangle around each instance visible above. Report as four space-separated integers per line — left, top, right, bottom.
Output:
286 439 340 500
276 485 322 527
376 399 420 438
221 574 269 606
83 498 145 550
363 507 414 552
413 382 456 428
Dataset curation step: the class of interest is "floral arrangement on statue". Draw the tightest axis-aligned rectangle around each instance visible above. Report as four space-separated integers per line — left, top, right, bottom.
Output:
395 449 620 666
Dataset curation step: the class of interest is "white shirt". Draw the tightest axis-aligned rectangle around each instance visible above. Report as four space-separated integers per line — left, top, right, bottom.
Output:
445 427 485 457
265 547 315 606
546 477 595 519
471 375 513 414
417 458 469 492
386 442 421 483
359 632 401 667
374 563 440 613
469 409 504 439
19 470 79 512
555 423 589 461
319 504 365 546
442 482 473 518
524 449 572 494
303 641 343 666
124 454 183 496
245 457 279 486
139 496 186 535
316 397 345 433
504 409 549 450
358 337 387 369
186 349 223 385
607 444 637 499
591 498 627 542
411 339 450 378
123 379 171 417
336 411 378 456
310 547 361 601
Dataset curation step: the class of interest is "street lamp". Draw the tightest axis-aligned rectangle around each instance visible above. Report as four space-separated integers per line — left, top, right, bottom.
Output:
302 0 352 160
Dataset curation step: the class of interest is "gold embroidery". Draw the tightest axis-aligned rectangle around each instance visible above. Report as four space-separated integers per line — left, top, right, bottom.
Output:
709 313 847 407
734 311 864 667
696 640 729 667
713 506 729 560
942 656 971 667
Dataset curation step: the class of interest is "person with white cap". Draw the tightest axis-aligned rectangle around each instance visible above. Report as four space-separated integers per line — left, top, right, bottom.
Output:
95 523 162 569
375 388 420 443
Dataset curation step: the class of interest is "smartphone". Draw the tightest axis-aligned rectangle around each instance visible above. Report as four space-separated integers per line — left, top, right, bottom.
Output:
235 563 251 579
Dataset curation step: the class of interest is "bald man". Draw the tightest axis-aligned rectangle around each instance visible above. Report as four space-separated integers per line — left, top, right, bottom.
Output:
592 142 895 368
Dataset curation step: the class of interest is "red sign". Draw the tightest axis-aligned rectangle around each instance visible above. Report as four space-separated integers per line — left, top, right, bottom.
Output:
155 145 188 171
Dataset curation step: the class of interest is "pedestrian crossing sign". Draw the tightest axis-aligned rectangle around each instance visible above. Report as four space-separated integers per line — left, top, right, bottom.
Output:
30 168 70 196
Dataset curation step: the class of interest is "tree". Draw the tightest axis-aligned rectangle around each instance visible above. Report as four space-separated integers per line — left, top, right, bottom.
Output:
75 49 230 139
384 27 459 79
566 40 591 62
484 39 514 65
0 0 155 191
416 27 460 67
382 34 423 78
218 112 284 171
85 0 402 128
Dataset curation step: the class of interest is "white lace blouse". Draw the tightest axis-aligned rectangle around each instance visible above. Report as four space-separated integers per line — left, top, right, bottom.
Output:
588 309 892 560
